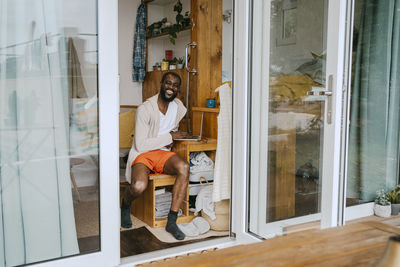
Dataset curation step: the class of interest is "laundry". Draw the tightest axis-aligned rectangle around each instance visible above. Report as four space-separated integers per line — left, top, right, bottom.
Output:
195 184 216 220
154 191 182 218
178 217 210 237
190 152 214 172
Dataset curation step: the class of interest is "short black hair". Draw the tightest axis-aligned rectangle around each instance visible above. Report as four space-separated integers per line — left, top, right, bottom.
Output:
161 72 181 87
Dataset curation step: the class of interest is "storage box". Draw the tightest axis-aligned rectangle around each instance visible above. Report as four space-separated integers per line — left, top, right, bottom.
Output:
189 169 214 182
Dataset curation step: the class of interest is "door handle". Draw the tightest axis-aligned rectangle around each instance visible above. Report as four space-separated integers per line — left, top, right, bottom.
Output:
305 74 333 124
185 42 197 75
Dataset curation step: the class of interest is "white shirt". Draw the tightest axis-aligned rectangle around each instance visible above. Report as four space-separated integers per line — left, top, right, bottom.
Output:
158 101 178 150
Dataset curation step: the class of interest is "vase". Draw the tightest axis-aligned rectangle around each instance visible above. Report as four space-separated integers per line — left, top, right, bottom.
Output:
374 204 391 218
391 203 400 215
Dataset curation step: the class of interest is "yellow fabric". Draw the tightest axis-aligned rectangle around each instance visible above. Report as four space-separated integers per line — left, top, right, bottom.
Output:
269 75 320 102
119 108 135 148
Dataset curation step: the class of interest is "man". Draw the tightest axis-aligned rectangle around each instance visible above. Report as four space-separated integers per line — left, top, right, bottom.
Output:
122 72 189 240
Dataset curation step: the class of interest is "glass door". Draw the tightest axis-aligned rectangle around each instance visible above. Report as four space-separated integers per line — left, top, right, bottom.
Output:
248 0 344 237
0 0 119 266
344 0 400 221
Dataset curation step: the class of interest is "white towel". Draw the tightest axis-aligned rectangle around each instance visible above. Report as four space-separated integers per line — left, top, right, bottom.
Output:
213 83 232 202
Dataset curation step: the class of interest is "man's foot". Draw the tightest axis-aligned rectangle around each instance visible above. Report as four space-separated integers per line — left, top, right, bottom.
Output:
121 199 132 228
166 210 185 240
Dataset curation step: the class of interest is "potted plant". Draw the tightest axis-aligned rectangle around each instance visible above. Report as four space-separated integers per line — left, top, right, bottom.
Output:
374 189 391 218
387 185 400 215
177 57 184 69
169 57 177 70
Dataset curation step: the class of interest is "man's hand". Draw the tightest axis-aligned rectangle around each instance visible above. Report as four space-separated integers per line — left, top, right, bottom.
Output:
170 131 188 140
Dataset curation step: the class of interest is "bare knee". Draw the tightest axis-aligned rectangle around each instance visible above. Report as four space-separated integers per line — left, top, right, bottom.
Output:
130 180 147 195
176 161 190 180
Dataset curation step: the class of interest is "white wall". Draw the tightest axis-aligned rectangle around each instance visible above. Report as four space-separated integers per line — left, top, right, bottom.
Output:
118 0 143 105
147 0 191 72
222 0 233 82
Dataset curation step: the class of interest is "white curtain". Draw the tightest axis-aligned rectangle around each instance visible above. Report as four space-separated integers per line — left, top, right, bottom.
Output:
0 0 79 266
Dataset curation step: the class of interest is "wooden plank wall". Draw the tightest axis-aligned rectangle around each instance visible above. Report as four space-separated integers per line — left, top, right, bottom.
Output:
190 0 222 139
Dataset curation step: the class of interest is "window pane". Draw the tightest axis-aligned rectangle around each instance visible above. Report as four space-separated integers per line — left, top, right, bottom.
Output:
346 0 400 206
0 0 100 265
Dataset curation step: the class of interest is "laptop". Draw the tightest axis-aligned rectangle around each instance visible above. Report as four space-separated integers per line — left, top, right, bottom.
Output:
174 112 204 141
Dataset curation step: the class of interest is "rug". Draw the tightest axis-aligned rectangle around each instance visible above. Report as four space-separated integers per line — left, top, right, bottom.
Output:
120 227 223 257
120 214 229 243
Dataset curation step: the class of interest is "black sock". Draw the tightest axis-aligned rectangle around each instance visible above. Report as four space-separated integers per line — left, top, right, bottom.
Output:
121 199 132 228
166 210 185 240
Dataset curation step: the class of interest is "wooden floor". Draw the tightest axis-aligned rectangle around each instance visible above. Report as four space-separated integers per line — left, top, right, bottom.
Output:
141 216 400 266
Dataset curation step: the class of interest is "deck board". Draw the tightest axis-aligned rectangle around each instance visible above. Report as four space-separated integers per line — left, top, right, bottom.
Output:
142 216 400 266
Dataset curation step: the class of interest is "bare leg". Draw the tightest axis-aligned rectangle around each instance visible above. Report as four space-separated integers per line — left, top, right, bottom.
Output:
121 163 150 228
123 163 151 204
163 155 189 240
163 155 190 212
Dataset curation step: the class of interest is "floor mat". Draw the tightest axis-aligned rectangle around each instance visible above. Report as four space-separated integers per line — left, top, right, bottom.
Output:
120 227 222 257
120 215 229 243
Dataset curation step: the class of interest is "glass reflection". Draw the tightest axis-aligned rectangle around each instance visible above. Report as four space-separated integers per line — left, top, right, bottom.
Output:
0 0 99 265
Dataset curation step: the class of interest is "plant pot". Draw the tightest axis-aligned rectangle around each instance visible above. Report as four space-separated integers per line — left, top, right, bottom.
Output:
169 64 177 70
374 204 391 218
177 63 184 69
391 203 400 215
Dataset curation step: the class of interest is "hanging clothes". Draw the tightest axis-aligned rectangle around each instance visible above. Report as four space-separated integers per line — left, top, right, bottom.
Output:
132 3 147 82
213 83 232 202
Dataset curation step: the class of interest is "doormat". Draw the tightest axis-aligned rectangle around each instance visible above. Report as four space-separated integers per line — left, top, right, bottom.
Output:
120 227 223 257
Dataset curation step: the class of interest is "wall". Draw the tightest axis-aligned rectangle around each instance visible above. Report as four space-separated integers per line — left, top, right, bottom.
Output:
147 0 191 72
222 0 233 82
118 0 143 105
270 0 325 75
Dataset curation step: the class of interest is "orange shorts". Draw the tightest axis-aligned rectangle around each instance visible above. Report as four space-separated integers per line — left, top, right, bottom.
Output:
132 149 176 173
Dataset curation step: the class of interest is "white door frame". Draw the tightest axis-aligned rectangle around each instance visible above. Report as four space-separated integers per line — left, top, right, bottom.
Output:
122 0 261 265
248 0 348 237
37 0 120 266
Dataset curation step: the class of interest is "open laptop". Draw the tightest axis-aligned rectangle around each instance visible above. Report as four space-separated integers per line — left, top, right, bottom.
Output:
174 112 204 141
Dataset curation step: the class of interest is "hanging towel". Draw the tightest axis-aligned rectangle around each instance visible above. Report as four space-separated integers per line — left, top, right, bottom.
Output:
213 83 232 202
132 3 147 82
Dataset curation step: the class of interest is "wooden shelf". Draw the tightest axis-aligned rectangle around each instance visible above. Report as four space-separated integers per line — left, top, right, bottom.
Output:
192 107 220 113
146 68 186 74
146 26 191 40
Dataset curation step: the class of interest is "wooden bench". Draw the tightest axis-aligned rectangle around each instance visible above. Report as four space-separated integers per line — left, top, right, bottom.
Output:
130 173 194 228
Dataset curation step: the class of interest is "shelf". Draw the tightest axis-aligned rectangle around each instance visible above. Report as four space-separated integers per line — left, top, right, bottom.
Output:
192 107 220 113
146 26 191 40
146 68 186 74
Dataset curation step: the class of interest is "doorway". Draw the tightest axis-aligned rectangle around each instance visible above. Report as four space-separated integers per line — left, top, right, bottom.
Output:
118 0 234 257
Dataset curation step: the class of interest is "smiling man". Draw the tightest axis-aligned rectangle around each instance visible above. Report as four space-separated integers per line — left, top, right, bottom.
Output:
122 72 189 240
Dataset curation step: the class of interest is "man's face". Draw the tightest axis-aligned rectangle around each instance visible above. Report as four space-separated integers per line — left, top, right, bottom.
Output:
160 75 180 102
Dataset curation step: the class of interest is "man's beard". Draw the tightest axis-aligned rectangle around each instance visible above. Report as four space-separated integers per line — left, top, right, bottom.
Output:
160 87 177 102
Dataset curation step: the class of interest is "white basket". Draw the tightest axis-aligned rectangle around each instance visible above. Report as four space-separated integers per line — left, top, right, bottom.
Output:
189 181 213 196
189 169 214 182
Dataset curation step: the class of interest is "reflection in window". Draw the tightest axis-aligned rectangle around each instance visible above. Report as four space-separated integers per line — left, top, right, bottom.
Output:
347 0 400 206
0 0 99 265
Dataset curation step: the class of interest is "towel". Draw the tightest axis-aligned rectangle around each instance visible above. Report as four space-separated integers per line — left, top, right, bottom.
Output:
213 83 232 202
178 217 210 237
132 3 147 82
190 152 214 172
